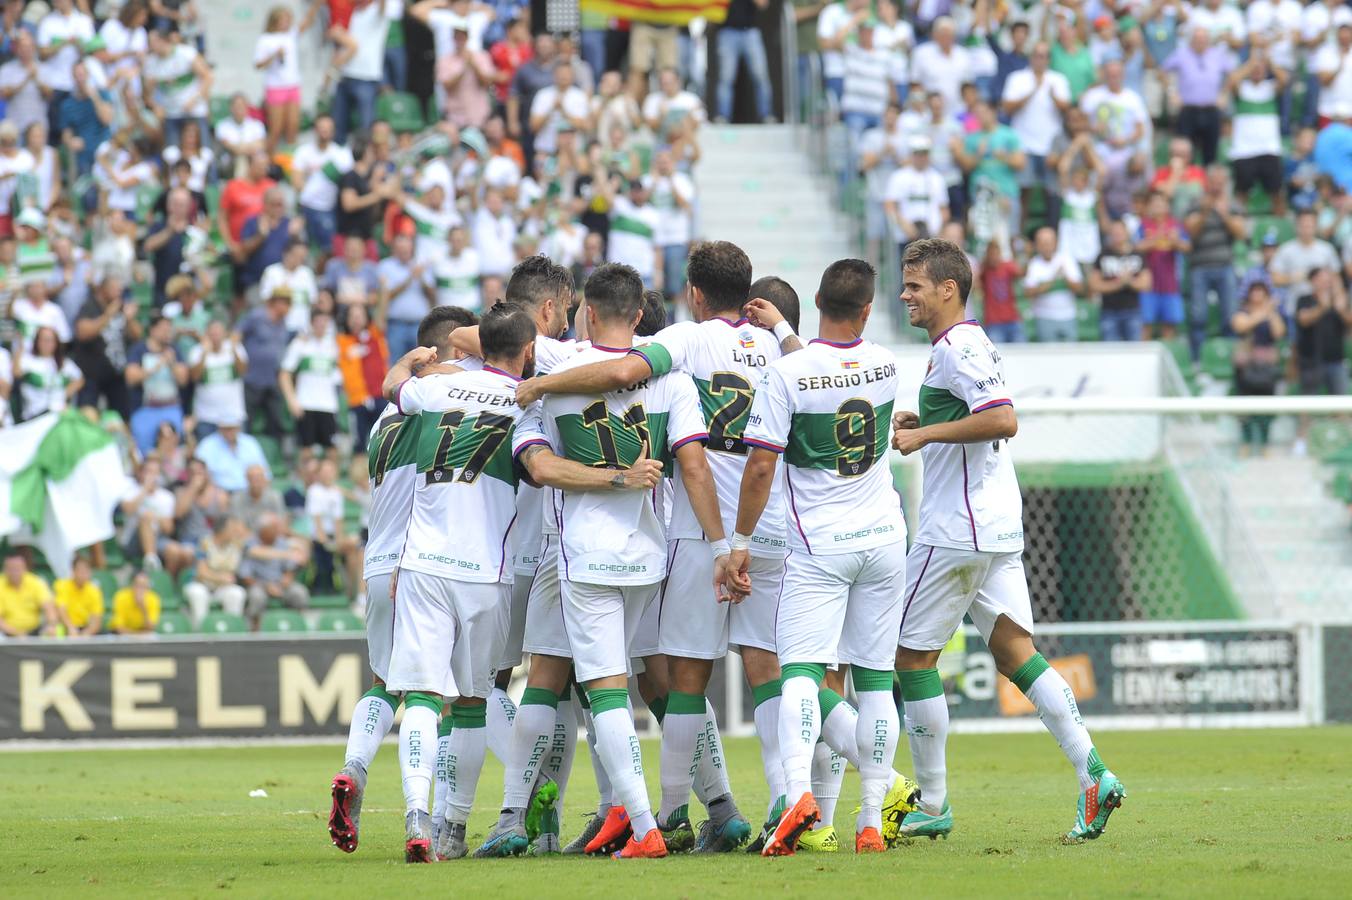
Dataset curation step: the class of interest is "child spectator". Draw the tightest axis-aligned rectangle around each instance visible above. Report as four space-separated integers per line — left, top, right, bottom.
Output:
1136 191 1190 341
977 239 1025 344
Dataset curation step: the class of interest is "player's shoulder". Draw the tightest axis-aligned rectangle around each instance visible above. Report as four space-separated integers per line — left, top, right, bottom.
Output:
647 368 698 406
932 320 993 354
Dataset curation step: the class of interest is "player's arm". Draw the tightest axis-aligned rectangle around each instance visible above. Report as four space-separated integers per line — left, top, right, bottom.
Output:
516 354 653 406
516 442 661 492
743 297 804 353
892 404 1017 455
381 346 440 402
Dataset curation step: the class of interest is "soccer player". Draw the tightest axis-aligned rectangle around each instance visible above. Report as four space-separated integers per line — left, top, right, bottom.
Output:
515 243 802 851
891 238 1126 842
327 304 477 855
725 258 908 856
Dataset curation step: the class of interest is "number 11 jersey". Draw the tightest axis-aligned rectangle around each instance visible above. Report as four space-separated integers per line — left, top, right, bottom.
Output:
743 337 906 556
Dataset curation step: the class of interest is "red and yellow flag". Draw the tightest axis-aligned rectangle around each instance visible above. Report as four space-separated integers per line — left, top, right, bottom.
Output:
581 0 729 27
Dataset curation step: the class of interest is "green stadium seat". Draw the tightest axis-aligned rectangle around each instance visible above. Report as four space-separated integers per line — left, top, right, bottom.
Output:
1200 337 1236 380
260 609 308 633
200 611 248 634
156 610 193 635
309 593 351 610
1076 302 1101 342
149 570 181 610
208 95 233 127
376 92 425 133
94 570 120 602
316 610 364 633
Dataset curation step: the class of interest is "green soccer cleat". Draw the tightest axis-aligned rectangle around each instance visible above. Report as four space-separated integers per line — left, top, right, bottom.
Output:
746 797 787 854
659 804 696 853
1067 773 1126 842
530 805 562 855
897 802 953 840
796 824 839 853
524 774 559 843
881 774 922 847
473 822 529 858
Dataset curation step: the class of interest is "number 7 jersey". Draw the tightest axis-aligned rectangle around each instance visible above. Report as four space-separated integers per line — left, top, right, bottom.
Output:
743 337 906 555
393 366 534 584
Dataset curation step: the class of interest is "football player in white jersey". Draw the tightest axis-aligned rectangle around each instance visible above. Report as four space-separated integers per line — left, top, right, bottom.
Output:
891 239 1125 842
515 243 803 850
726 258 909 856
327 304 478 856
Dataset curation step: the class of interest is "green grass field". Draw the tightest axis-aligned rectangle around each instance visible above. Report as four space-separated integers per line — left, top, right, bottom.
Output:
2 727 1349 898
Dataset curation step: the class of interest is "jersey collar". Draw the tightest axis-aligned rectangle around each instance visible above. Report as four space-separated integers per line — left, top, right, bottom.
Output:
590 343 631 353
483 364 522 382
930 320 979 345
711 316 750 327
809 337 863 349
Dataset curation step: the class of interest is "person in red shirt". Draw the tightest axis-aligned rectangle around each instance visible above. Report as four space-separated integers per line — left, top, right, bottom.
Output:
489 16 532 105
1150 136 1206 217
218 151 277 251
978 240 1026 343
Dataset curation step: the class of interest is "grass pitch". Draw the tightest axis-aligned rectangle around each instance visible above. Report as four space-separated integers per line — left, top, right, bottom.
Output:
2 727 1349 898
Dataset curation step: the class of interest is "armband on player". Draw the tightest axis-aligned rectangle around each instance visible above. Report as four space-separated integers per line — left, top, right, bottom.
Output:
729 532 753 553
772 320 796 344
709 538 731 559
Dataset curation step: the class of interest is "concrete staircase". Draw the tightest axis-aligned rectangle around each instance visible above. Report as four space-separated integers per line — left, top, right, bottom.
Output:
695 125 878 337
1216 454 1352 621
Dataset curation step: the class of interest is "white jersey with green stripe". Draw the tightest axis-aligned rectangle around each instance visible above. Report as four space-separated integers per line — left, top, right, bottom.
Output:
632 317 789 558
434 250 482 310
606 196 659 279
280 333 340 413
363 403 420 579
394 367 532 584
538 344 709 585
914 320 1023 554
743 337 905 555
511 335 589 572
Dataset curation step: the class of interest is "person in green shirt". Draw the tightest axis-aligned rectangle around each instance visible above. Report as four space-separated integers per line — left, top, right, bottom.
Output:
1048 10 1097 102
955 98 1027 223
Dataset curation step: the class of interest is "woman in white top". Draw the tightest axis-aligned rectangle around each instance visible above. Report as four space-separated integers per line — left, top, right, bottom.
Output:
15 326 83 421
255 5 317 153
98 1 149 97
100 134 158 220
161 120 214 194
21 123 60 213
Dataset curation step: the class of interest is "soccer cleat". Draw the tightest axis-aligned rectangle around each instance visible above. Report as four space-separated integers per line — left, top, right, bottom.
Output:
404 810 435 863
1067 773 1126 842
796 825 839 853
746 798 786 854
855 826 886 853
524 774 559 843
562 813 607 855
694 801 752 853
328 764 366 853
435 821 468 860
584 806 632 856
761 791 820 857
898 802 953 840
659 805 696 853
880 774 922 847
472 821 529 858
613 828 668 859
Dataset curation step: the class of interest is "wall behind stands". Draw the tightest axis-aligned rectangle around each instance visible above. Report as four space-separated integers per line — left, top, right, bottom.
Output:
201 4 328 110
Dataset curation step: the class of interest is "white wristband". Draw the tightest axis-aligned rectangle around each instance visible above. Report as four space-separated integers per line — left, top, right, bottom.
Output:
773 320 796 343
709 538 731 559
729 532 753 552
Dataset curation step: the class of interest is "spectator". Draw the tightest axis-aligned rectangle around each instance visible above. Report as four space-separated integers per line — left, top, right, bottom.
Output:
12 279 70 349
506 32 557 147
715 0 774 124
1080 59 1151 219
49 236 92 326
818 0 868 102
0 32 49 140
38 0 95 141
236 288 293 437
1222 51 1285 217
434 224 481 309
1151 136 1206 220
58 62 113 178
1314 24 1352 130
162 275 210 358
438 23 495 128
290 115 352 256
254 3 312 153
53 555 104 637
162 119 213 198
1136 190 1190 341
1002 41 1071 232
529 61 589 158
187 319 247 438
240 512 310 628
910 16 971 113
336 133 398 253
332 0 391 145
956 98 1025 234
143 186 201 307
182 517 248 625
1184 166 1247 362
71 276 139 419
321 233 381 310
916 90 966 221
260 238 319 332
601 176 661 290
214 93 266 175
108 570 161 635
471 187 518 280
0 552 56 637
838 19 893 152
859 103 906 260
1240 229 1285 313
977 238 1024 344
1163 28 1231 166
883 135 949 257
306 457 362 598
119 456 194 576
1091 220 1151 342
643 148 695 303
218 152 277 290
1231 282 1286 457
279 308 342 462
489 17 532 107
1294 267 1352 398
1055 133 1106 266
232 464 284 525
142 26 212 148
125 315 188 453
377 232 433 359
1022 226 1083 342
14 325 83 421
336 302 388 450
1271 210 1340 307
642 66 706 138
1046 7 1095 103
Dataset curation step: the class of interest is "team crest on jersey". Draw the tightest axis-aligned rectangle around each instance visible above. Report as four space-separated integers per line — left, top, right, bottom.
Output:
738 334 756 348
841 359 860 370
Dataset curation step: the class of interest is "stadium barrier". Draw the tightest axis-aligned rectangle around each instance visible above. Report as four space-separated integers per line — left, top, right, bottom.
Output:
3 622 1349 743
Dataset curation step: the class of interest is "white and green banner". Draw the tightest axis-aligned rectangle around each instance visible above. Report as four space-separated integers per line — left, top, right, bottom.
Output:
0 412 128 577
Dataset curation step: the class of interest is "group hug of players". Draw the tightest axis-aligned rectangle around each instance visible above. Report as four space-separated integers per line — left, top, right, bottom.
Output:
323 238 1127 863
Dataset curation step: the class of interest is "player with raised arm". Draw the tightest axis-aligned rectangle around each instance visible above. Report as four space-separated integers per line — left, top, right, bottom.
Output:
725 258 908 857
327 304 477 856
891 238 1126 843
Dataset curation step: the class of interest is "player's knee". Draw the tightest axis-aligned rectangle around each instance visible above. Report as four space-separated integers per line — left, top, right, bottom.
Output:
895 646 941 671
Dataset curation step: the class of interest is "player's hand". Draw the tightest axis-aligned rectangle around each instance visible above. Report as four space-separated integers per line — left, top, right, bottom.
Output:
893 426 929 455
616 444 663 491
892 409 920 431
516 376 545 407
717 549 753 603
400 345 439 375
743 297 784 330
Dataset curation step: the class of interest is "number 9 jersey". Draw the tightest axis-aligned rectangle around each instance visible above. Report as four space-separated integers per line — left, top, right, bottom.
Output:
743 337 906 555
393 366 536 584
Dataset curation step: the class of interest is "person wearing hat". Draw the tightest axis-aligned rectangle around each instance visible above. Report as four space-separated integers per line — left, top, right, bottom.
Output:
0 31 49 140
883 134 949 259
162 273 210 358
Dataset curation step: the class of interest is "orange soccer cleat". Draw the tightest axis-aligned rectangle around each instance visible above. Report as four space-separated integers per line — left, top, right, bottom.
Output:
761 791 820 857
584 806 633 856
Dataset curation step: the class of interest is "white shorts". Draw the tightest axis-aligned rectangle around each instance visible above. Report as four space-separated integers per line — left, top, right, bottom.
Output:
776 542 907 671
898 544 1033 652
386 568 510 699
523 536 570 658
561 578 660 683
656 541 785 658
499 571 532 670
631 579 661 659
365 572 395 682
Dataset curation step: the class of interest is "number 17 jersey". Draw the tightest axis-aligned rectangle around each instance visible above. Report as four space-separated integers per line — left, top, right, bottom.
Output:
743 337 906 555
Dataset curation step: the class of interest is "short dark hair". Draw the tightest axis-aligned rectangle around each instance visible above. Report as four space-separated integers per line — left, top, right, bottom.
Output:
506 254 574 308
638 290 668 337
686 240 753 313
817 259 877 320
480 301 537 361
418 305 478 349
749 276 799 332
902 238 973 303
583 263 644 324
